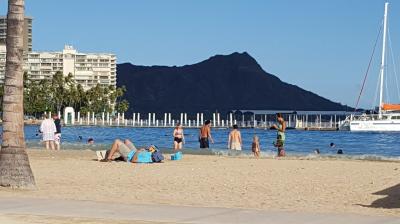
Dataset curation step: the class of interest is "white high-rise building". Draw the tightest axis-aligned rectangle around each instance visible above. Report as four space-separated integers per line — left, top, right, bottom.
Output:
0 45 116 90
0 16 33 53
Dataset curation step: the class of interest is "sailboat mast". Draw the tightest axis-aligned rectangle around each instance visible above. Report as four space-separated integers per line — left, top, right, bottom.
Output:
379 2 389 118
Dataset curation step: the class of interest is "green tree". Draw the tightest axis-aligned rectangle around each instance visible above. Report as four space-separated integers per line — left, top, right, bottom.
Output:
115 99 129 113
74 84 86 111
82 84 114 114
50 71 66 113
109 85 129 113
9 70 129 117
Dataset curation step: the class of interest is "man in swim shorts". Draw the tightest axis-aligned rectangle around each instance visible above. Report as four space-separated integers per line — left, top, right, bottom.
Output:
199 120 214 148
272 113 286 157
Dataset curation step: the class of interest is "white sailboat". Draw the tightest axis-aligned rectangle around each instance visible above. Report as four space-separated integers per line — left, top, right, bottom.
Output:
349 2 400 131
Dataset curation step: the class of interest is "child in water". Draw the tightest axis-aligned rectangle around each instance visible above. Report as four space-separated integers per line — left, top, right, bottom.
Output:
252 135 261 158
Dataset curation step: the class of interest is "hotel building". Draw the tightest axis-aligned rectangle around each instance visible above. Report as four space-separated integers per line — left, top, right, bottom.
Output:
0 16 33 53
0 45 117 90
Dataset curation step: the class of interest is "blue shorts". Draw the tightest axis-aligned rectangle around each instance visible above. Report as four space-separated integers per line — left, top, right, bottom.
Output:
127 150 153 163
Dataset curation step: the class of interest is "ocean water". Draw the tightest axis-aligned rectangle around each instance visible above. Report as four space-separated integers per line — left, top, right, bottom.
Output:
18 125 400 161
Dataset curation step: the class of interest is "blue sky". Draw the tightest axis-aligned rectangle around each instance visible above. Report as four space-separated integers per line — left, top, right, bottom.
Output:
1 0 400 109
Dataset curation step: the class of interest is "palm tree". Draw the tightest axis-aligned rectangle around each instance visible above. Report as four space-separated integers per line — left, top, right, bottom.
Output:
76 84 86 111
0 0 35 188
51 71 65 113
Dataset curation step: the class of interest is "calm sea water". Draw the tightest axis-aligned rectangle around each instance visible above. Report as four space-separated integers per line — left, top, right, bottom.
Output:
16 125 400 160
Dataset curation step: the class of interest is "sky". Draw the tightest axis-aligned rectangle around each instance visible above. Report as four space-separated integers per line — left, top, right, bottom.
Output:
1 0 400 109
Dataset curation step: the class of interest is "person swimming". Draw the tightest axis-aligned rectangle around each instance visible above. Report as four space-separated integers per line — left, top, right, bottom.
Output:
330 142 343 154
88 138 94 144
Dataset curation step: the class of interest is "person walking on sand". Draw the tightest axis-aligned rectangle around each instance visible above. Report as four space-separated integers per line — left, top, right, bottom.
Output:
199 120 214 148
252 135 261 158
53 114 61 150
40 114 57 150
228 124 242 150
173 123 185 151
272 113 286 157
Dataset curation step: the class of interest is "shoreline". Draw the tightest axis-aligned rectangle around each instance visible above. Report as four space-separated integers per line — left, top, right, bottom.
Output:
25 147 400 163
0 149 399 218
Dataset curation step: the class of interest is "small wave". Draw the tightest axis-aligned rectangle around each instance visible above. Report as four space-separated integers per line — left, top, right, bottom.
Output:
26 141 400 162
264 153 400 162
181 149 400 162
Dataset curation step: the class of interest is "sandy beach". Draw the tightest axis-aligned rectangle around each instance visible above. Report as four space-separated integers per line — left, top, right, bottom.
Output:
0 149 399 222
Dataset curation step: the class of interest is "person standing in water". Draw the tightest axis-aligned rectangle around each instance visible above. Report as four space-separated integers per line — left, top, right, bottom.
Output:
40 114 57 150
173 123 185 151
53 114 61 150
199 120 214 148
228 124 242 150
272 113 286 157
252 135 261 158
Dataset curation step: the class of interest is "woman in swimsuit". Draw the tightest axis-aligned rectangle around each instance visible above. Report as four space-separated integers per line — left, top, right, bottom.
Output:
173 123 185 150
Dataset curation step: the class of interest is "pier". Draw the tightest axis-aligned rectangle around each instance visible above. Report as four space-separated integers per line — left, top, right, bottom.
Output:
33 109 356 131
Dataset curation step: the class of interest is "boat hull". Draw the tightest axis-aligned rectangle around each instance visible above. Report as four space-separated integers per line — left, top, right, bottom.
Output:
350 120 400 131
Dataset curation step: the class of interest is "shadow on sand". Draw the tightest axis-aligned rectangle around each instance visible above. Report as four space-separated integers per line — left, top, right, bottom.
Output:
359 183 400 209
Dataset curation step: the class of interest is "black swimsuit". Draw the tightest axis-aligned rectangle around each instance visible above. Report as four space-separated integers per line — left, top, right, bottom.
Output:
174 129 183 144
174 137 183 143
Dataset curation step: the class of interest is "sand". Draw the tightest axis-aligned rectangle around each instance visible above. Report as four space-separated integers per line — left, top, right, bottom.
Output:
0 214 167 224
0 149 399 221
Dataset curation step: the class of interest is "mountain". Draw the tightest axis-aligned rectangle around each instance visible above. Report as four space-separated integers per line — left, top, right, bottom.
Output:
117 52 350 116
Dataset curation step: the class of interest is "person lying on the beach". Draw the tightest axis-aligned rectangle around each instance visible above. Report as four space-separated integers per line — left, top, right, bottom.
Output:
99 139 154 163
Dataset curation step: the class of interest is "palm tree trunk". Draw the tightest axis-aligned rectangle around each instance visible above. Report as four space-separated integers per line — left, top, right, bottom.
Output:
0 0 35 189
